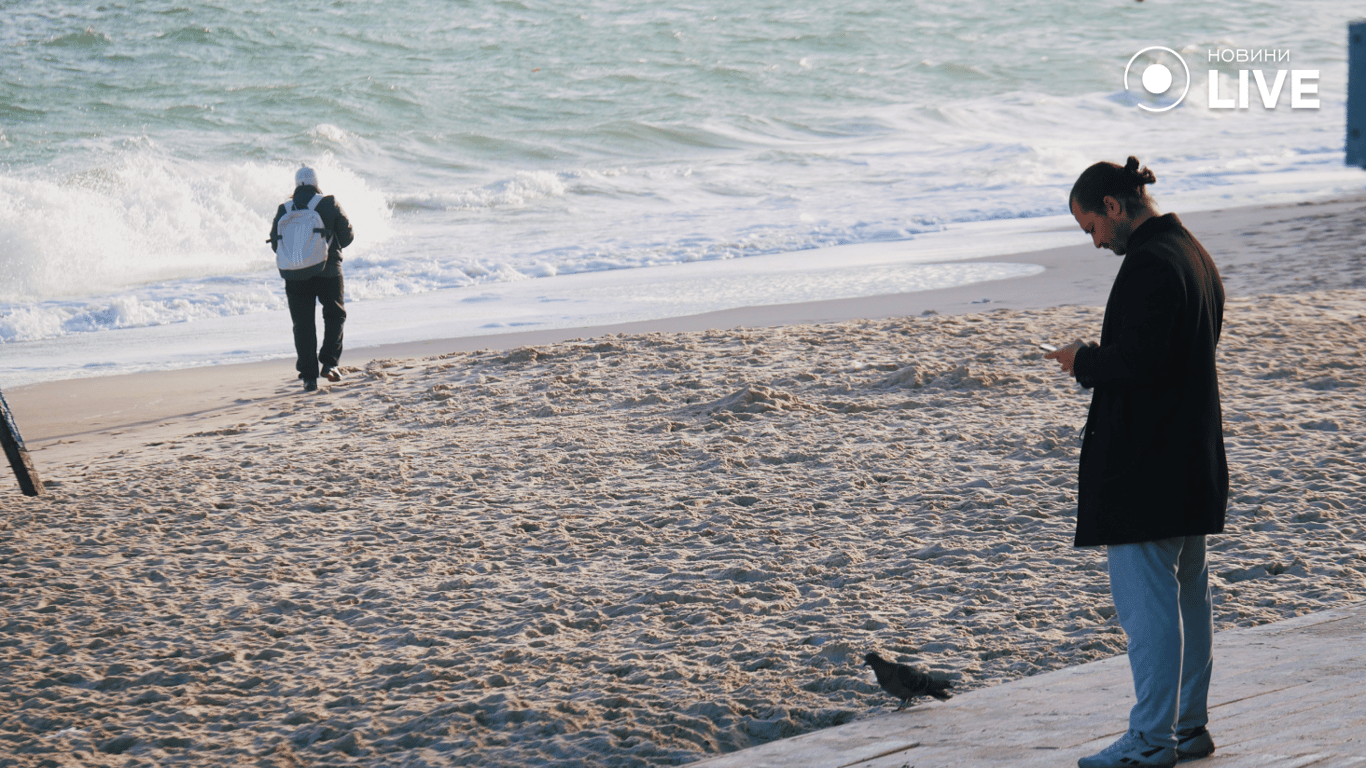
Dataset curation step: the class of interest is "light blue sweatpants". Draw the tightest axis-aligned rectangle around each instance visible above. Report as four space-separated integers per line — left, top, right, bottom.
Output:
1106 536 1214 749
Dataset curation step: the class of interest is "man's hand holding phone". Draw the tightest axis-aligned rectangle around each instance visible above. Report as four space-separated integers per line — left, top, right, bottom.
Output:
1042 340 1085 377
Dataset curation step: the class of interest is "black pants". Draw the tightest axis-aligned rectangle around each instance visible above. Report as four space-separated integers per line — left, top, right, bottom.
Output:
285 273 345 380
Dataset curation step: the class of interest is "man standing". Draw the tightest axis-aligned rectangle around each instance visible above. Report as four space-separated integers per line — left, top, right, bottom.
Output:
270 166 354 392
1046 156 1228 768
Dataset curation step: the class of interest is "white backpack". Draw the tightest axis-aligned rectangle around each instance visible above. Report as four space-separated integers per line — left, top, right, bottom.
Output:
275 194 331 279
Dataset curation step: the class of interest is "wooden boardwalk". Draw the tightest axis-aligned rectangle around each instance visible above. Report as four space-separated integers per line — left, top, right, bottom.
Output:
692 601 1366 768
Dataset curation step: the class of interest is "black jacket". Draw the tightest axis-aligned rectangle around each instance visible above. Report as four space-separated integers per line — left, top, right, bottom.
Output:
1071 213 1228 546
269 185 355 278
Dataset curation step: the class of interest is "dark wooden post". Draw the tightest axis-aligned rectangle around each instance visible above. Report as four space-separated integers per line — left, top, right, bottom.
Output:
0 389 43 497
1351 21 1366 168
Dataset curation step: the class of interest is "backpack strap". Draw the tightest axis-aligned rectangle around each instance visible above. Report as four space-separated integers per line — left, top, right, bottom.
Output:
306 194 331 240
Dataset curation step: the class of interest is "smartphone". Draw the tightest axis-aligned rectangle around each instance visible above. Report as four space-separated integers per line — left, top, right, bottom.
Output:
1038 343 1059 353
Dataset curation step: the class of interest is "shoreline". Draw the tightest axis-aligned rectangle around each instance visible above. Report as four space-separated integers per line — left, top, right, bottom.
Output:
4 237 1101 450
7 192 1365 458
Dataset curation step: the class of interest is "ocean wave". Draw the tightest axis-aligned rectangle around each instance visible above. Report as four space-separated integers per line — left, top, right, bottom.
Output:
592 121 754 153
0 146 394 303
2 0 1362 359
0 287 284 344
308 123 362 149
387 171 569 212
154 26 217 45
42 27 111 48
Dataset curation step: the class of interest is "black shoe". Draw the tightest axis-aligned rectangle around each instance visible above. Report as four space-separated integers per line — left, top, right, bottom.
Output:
1176 727 1215 762
303 379 318 392
321 367 341 382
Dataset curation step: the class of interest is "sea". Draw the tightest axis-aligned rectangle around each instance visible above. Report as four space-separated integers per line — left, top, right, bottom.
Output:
2 0 1362 387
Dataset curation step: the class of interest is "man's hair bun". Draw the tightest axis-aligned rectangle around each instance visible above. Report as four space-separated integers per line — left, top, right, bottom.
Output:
1125 156 1157 185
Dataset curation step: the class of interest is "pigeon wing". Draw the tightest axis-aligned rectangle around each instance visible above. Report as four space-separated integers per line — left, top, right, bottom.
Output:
894 662 953 701
868 656 907 697
894 663 932 697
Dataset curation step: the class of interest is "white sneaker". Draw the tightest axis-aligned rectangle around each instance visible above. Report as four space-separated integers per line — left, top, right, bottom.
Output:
1078 730 1177 768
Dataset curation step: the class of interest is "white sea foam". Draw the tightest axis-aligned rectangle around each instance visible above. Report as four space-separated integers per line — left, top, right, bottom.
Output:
0 217 1071 387
0 150 393 302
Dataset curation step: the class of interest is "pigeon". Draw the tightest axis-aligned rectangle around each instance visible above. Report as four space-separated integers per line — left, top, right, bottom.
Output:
864 652 953 710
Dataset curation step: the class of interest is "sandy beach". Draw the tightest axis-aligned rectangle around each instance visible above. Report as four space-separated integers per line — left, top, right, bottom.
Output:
2 196 1364 767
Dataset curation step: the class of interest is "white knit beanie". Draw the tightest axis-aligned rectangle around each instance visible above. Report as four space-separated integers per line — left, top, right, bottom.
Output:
295 165 319 188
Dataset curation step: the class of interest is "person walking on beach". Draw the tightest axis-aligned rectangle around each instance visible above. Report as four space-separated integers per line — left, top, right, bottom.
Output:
1045 157 1227 768
270 166 354 392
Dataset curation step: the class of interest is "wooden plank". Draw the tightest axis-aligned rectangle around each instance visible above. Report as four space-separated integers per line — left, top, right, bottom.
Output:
690 601 1366 768
0 389 44 497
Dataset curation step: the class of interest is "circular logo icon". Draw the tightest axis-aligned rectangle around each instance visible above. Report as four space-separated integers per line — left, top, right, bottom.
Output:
1124 46 1190 112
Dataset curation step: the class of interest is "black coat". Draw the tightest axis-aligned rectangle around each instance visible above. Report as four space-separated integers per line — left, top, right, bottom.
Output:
1071 213 1228 546
269 185 355 278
